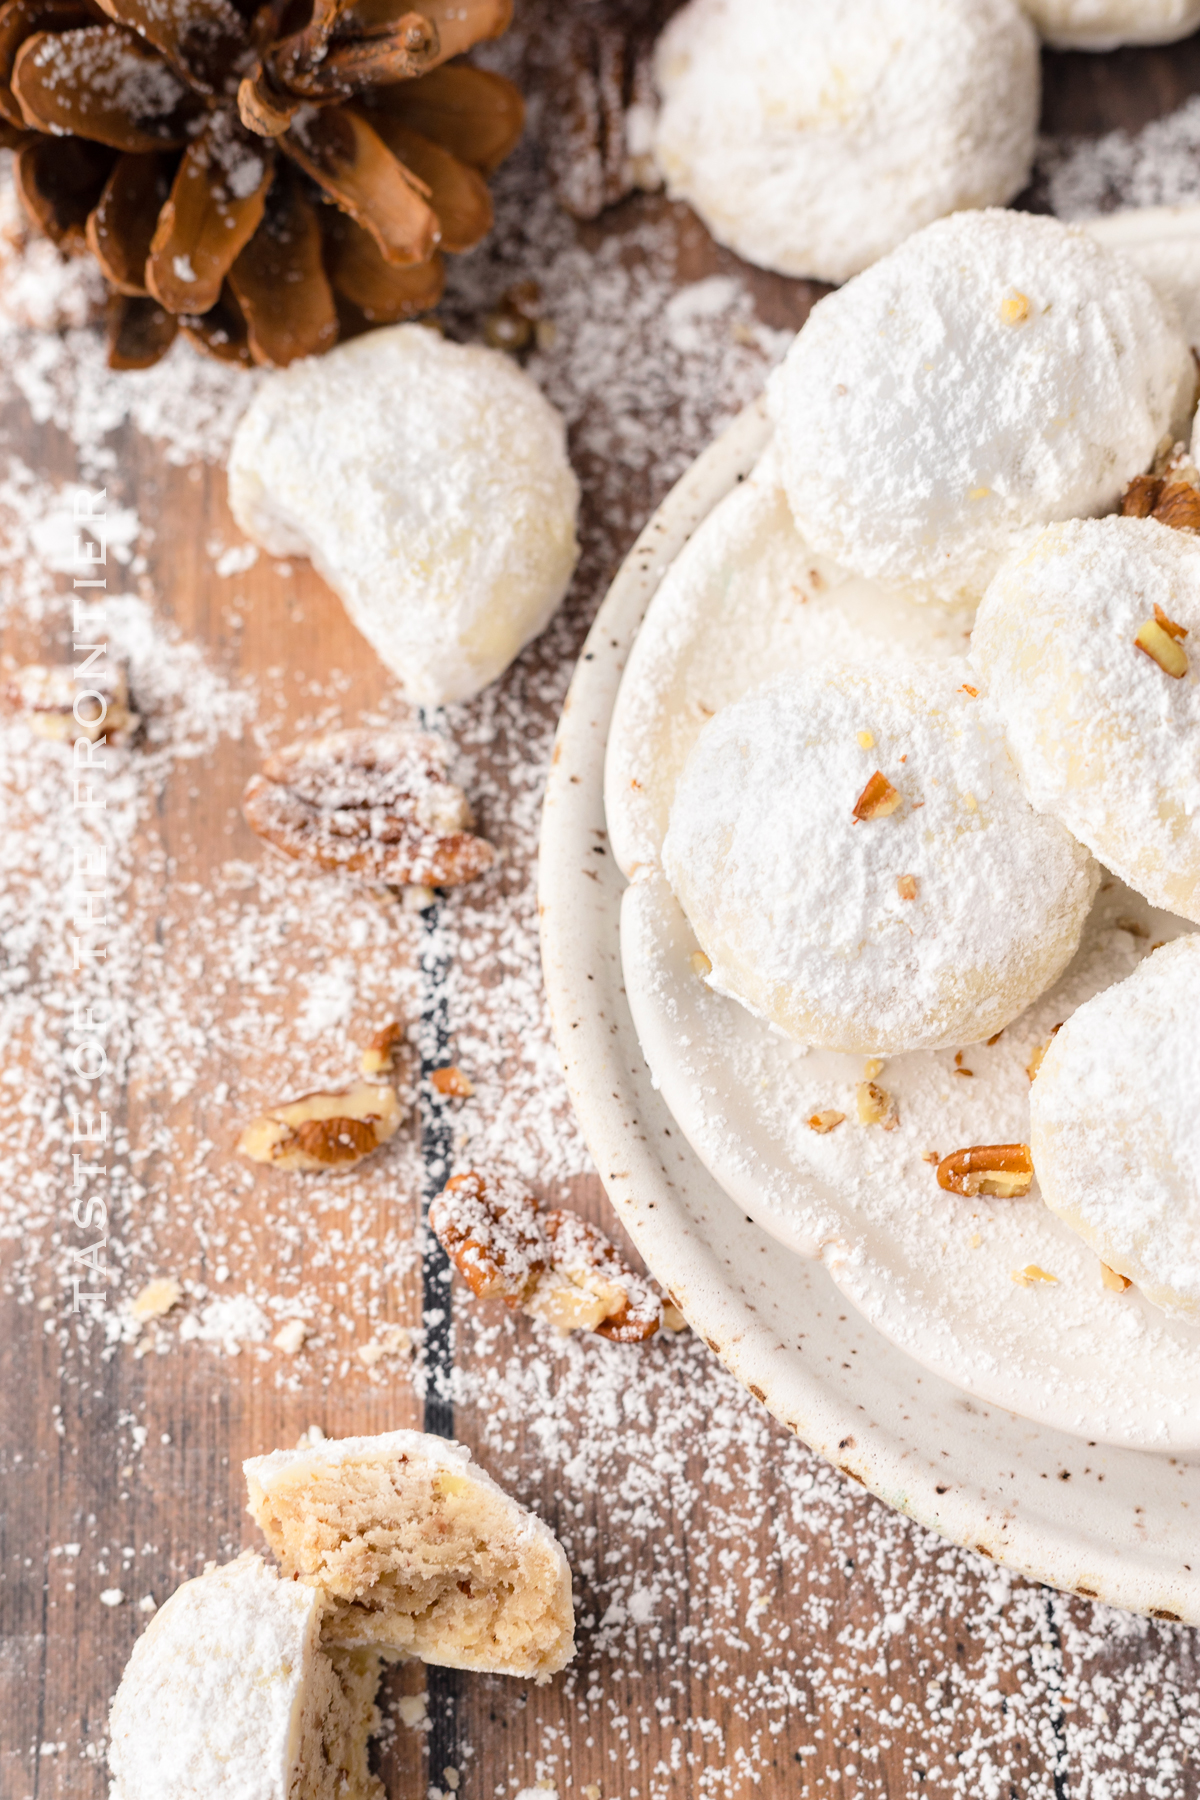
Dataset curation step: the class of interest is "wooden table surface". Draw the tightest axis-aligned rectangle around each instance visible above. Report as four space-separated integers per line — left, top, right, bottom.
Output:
3 9 1200 1798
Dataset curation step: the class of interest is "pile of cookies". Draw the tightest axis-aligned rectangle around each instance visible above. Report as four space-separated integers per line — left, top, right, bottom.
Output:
661 206 1200 1324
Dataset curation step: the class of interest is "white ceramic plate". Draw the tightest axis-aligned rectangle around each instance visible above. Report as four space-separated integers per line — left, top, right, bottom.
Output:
538 393 1200 1622
602 428 1200 1452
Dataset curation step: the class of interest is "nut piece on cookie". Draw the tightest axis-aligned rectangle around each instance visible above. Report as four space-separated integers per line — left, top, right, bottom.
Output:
108 1551 386 1800
242 728 495 891
238 1083 404 1173
244 1428 575 1680
6 661 139 743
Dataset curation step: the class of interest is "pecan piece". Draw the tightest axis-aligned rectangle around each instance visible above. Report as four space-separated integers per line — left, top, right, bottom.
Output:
428 1171 549 1305
430 1065 474 1098
937 1143 1034 1199
242 728 495 889
429 1171 674 1342
538 1208 661 1342
1120 473 1163 518
6 659 139 743
856 1081 897 1129
1134 603 1189 679
237 1081 403 1172
852 770 902 822
360 1020 406 1078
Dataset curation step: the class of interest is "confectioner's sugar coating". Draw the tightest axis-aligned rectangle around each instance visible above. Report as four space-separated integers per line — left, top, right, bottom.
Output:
227 326 580 706
661 661 1098 1054
1031 937 1200 1322
972 516 1200 923
652 0 1039 284
107 1551 380 1800
1022 0 1200 48
603 443 972 880
245 1429 575 1680
770 210 1192 605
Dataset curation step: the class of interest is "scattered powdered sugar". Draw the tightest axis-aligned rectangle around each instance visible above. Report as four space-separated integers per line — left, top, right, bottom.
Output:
1 14 1199 1795
1041 91 1200 219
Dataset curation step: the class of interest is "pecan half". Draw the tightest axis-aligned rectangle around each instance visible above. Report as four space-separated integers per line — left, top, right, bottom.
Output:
237 1081 403 1172
937 1143 1033 1199
242 728 495 889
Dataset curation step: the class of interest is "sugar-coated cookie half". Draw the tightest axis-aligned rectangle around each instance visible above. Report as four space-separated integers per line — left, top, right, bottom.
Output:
227 325 579 705
1023 0 1200 48
972 516 1200 924
770 210 1192 605
661 661 1098 1054
245 1429 575 1679
1031 936 1200 1323
652 0 1039 284
108 1551 384 1800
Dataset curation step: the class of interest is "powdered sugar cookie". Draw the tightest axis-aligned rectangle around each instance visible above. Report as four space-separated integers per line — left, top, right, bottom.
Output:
228 325 579 705
652 0 1039 284
770 210 1192 605
661 662 1098 1054
108 1551 385 1800
1030 937 1200 1323
971 516 1200 923
245 1429 574 1679
1023 0 1200 48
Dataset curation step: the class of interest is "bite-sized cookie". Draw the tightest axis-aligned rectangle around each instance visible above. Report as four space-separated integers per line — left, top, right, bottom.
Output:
770 210 1192 605
1023 0 1200 48
108 1551 384 1800
227 325 579 705
653 0 1038 285
661 661 1098 1054
1030 936 1200 1322
972 515 1200 923
245 1429 575 1679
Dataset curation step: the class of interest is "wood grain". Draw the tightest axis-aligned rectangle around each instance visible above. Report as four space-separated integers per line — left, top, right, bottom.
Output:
3 11 1200 1800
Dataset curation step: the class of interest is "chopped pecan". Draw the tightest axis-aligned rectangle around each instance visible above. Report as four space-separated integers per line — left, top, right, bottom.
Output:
430 1065 474 1098
807 1110 845 1134
1120 473 1162 518
852 770 902 822
856 1081 897 1129
429 1170 674 1342
1100 1262 1133 1293
360 1021 406 1078
1153 480 1200 533
896 874 919 901
428 1171 548 1304
1134 605 1189 679
539 1208 661 1342
937 1143 1033 1199
6 660 139 743
237 1081 403 1172
1026 1023 1062 1084
242 728 495 889
1011 1264 1056 1288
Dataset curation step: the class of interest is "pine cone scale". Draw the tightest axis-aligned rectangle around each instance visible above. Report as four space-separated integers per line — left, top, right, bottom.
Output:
0 0 521 367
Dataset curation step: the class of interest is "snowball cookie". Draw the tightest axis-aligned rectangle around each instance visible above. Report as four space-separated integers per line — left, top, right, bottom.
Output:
972 516 1200 923
1022 0 1200 49
108 1552 384 1800
1030 936 1200 1322
245 1429 574 1679
652 0 1039 284
661 661 1098 1054
228 325 580 705
770 210 1193 606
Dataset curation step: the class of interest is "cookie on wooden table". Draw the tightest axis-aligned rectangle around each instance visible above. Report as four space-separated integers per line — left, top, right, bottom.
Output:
245 1429 575 1680
652 0 1039 283
107 1551 385 1800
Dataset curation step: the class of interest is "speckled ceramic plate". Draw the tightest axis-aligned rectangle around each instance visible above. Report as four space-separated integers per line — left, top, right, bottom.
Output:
538 386 1200 1623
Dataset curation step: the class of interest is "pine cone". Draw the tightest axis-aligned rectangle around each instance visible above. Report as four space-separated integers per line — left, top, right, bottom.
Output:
0 0 523 369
